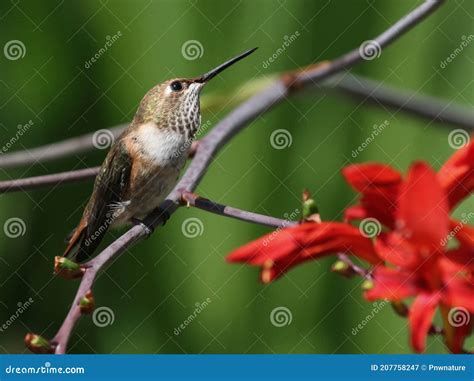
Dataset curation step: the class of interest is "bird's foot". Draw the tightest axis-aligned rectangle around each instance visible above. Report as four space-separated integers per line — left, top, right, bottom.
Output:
131 218 154 237
153 207 170 225
131 208 170 237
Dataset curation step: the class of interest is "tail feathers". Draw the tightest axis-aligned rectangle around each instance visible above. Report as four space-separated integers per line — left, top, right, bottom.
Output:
64 227 76 243
64 221 100 262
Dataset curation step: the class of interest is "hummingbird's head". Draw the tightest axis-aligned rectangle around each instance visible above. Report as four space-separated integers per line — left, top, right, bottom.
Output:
133 48 258 136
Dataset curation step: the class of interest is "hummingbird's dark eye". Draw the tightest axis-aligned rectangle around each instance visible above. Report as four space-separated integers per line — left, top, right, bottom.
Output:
170 81 183 92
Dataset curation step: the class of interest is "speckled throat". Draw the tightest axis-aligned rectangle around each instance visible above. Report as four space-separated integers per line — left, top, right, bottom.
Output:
132 82 202 142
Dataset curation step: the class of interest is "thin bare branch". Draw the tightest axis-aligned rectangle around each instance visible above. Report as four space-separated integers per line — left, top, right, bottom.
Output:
0 125 126 169
180 191 294 228
0 167 99 193
325 74 474 129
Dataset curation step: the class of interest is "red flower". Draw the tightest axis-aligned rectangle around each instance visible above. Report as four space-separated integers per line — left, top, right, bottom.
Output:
227 141 474 353
227 222 381 283
364 162 472 353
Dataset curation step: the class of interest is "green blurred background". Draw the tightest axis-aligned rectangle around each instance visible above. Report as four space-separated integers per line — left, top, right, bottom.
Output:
0 0 472 354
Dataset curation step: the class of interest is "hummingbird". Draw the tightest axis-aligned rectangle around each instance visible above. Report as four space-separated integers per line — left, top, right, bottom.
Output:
64 47 257 262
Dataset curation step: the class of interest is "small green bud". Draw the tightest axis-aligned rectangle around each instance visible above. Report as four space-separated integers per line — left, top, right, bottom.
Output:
79 291 95 314
302 189 320 222
361 279 374 291
24 333 54 354
331 260 357 278
54 256 84 279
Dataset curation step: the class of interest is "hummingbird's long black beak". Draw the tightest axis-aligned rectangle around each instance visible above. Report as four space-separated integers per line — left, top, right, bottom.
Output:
195 47 258 83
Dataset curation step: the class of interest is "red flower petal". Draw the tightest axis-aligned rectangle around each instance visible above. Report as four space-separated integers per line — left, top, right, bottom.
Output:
344 205 367 222
445 247 474 271
449 324 473 354
365 266 422 301
397 162 449 251
409 292 441 353
449 219 474 249
374 232 420 269
443 282 474 313
227 222 381 282
342 163 402 191
438 140 474 210
342 163 401 228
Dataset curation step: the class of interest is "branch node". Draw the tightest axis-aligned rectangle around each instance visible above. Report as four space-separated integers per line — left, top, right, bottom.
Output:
281 61 331 92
